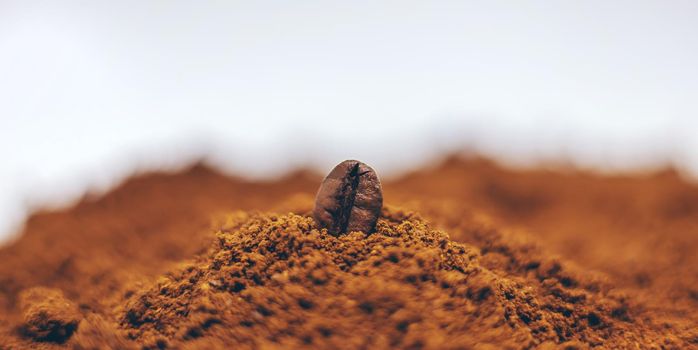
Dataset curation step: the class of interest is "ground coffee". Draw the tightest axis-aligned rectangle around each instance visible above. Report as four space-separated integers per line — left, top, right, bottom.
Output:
0 156 696 349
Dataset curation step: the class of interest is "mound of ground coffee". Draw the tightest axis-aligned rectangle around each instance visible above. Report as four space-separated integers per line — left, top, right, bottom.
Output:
18 287 80 344
78 208 686 349
0 157 696 349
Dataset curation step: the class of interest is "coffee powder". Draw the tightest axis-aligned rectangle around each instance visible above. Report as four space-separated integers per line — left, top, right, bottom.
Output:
0 157 696 349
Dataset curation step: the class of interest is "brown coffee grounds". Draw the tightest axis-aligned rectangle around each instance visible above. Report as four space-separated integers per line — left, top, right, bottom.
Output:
112 207 681 349
120 209 483 349
18 287 80 343
0 157 697 349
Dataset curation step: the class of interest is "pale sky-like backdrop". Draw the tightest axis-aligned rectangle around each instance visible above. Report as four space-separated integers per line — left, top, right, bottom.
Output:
1 1 698 242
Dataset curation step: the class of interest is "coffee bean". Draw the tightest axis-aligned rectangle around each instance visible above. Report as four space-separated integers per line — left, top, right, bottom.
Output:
313 160 383 236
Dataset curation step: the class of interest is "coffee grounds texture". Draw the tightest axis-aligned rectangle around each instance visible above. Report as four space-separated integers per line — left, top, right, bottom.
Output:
0 157 696 349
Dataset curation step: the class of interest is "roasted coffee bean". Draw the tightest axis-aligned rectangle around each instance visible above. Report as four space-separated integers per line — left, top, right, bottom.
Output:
313 160 383 236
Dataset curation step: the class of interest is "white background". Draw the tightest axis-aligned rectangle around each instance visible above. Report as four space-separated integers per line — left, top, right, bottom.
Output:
1 1 698 242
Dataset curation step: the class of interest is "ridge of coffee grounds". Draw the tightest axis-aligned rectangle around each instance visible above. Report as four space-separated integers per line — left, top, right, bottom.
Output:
0 157 697 349
108 208 687 349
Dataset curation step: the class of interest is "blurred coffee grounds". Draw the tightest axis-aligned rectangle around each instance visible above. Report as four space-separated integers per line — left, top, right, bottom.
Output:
0 157 696 349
